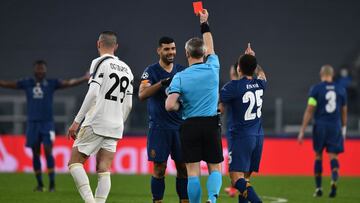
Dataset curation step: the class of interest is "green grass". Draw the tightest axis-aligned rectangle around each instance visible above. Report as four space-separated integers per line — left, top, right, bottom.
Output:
0 173 359 202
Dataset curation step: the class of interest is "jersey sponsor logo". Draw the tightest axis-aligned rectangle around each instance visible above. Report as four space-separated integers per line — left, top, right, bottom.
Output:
141 72 149 80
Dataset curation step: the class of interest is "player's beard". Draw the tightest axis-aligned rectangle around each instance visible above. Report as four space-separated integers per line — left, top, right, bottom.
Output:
34 73 46 81
161 54 175 65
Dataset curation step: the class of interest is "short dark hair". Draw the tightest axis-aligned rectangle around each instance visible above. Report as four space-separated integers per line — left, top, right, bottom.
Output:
185 37 205 59
99 30 117 47
233 61 238 75
33 60 47 67
158 36 175 47
238 54 257 76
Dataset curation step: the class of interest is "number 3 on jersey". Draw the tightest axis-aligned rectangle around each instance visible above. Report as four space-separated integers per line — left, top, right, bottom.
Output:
325 90 336 113
242 89 263 121
105 73 130 103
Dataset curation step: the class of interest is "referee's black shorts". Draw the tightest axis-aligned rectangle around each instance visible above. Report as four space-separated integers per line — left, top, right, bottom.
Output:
179 115 224 163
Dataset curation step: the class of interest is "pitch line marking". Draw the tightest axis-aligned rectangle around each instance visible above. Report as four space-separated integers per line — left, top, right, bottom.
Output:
261 195 288 203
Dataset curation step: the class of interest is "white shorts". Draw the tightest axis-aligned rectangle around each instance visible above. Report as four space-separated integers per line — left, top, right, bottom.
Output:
73 126 118 156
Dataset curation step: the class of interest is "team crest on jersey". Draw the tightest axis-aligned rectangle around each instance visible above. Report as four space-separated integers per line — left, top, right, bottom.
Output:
32 83 44 99
150 149 156 158
141 72 149 79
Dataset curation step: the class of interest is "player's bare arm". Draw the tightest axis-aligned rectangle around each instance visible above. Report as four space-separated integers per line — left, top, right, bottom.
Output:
0 80 18 89
341 105 348 139
138 79 170 101
60 72 90 89
245 43 255 56
200 9 215 56
218 102 225 114
165 93 180 111
298 105 315 144
255 65 267 81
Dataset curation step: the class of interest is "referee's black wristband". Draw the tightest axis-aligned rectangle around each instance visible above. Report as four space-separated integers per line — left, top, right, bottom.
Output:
200 22 211 34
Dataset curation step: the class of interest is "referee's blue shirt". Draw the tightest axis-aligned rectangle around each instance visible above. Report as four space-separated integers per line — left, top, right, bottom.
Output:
168 54 220 120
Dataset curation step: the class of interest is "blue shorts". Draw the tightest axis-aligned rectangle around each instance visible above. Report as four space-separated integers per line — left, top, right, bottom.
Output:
228 135 263 173
26 121 55 148
147 128 183 163
313 124 344 154
225 130 232 149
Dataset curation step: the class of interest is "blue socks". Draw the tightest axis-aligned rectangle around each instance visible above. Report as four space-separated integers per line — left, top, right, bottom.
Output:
33 154 43 187
151 176 165 202
188 176 202 203
176 177 188 200
46 154 55 187
246 186 261 203
314 159 322 188
234 178 261 203
238 195 248 203
330 159 339 183
206 171 222 202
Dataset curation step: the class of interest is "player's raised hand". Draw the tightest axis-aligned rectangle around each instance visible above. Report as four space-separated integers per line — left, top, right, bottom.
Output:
199 9 209 24
245 43 256 56
160 77 173 87
67 121 80 140
297 131 304 145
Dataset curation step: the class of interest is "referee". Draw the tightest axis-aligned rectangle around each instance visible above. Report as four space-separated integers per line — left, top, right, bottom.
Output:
165 9 223 203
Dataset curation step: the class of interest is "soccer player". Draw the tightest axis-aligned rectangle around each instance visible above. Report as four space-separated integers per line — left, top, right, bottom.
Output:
298 64 347 198
138 36 188 203
166 9 224 203
223 62 240 198
219 44 266 203
67 31 133 203
0 60 89 192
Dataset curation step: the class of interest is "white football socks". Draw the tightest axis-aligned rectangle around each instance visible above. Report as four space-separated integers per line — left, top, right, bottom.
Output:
95 172 111 203
69 163 95 203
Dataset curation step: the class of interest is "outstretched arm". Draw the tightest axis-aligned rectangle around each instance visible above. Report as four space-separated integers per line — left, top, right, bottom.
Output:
199 9 214 56
0 80 18 89
60 72 89 89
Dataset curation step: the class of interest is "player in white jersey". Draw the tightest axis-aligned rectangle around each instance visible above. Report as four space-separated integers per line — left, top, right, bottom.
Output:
67 31 133 203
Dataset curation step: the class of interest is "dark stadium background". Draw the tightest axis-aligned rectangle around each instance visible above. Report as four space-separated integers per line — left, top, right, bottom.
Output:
0 0 359 135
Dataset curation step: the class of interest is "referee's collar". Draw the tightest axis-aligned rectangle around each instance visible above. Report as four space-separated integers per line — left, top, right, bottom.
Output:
190 62 204 66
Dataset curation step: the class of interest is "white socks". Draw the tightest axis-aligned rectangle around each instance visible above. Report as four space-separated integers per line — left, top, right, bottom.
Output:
69 163 95 203
95 172 111 203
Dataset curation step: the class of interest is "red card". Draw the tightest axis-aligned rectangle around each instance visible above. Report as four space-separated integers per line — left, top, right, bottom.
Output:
193 1 203 15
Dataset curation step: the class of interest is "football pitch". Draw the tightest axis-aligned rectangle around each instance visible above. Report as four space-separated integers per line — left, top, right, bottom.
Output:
0 173 359 203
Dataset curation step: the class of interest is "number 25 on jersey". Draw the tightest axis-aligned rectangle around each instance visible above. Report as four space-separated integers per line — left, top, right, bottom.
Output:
243 89 263 121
